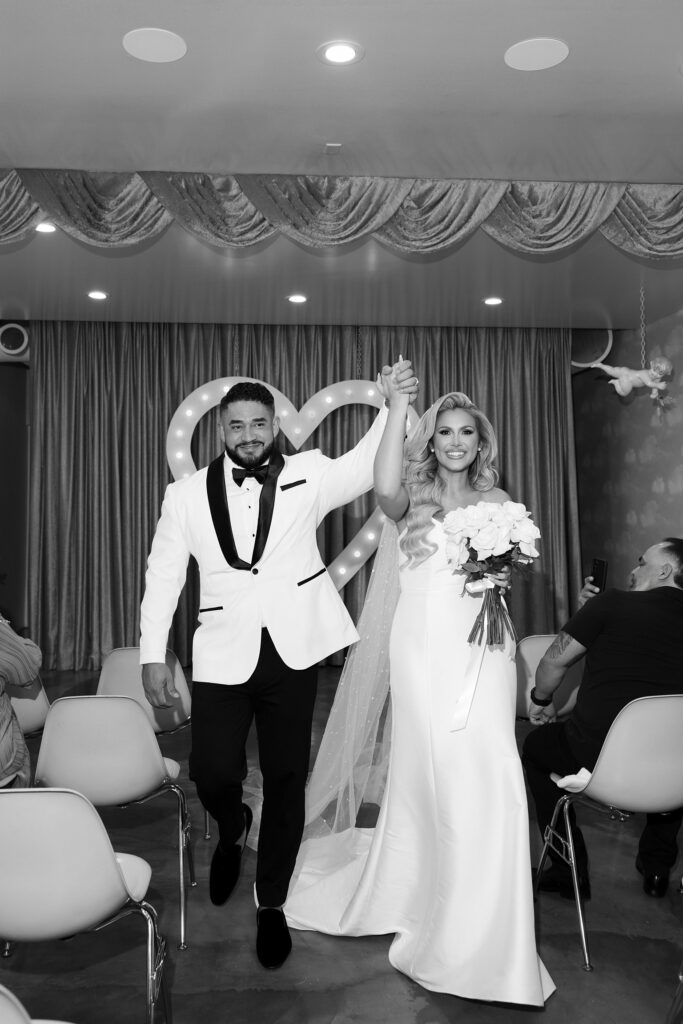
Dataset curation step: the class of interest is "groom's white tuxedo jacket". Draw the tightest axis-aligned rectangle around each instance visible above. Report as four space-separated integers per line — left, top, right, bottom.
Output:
140 408 387 685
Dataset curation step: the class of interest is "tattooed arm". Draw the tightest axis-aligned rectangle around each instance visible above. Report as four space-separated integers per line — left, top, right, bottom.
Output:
528 630 587 724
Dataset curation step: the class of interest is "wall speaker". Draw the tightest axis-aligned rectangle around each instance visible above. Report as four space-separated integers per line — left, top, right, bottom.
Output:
0 323 30 363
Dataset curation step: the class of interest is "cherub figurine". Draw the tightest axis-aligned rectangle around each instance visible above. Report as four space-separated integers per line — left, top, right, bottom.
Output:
591 355 673 400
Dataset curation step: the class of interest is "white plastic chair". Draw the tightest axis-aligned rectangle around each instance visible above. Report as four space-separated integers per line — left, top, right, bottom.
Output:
515 633 585 719
97 647 211 841
97 647 191 735
0 983 77 1024
534 694 683 971
0 788 168 1024
34 695 195 950
7 675 51 736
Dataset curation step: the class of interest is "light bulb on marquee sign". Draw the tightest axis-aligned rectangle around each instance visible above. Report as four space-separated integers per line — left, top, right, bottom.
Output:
166 376 419 590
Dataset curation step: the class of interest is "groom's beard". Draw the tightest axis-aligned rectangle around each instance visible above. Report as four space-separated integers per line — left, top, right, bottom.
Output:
225 438 276 470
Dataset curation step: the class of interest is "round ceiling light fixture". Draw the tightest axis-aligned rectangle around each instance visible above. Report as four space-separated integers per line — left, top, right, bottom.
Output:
0 323 29 356
504 37 569 71
123 27 187 63
88 290 108 301
287 294 307 304
316 40 365 65
35 222 56 233
483 296 503 306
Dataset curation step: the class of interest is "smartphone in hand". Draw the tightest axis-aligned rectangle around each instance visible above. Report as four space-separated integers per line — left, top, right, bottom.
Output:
590 558 608 591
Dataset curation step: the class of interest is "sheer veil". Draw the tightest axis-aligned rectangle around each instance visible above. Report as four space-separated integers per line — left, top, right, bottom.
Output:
301 517 400 840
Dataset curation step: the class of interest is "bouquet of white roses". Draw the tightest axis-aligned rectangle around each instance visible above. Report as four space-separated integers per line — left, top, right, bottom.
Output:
443 501 541 647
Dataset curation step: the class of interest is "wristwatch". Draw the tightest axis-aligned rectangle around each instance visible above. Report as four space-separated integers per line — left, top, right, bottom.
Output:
530 687 553 707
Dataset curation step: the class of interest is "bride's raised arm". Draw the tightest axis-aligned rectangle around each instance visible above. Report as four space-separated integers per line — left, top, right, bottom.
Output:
374 356 412 522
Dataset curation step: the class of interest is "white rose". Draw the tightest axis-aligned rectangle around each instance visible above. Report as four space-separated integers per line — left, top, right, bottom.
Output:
502 501 528 522
445 535 470 569
490 526 513 556
462 503 493 531
519 539 540 558
511 516 541 545
470 522 501 561
443 508 468 534
487 503 508 526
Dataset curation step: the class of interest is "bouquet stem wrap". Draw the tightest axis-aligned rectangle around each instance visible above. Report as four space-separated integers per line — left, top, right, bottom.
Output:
466 582 517 647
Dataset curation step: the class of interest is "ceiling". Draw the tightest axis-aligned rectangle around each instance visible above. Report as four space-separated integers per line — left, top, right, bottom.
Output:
2 0 683 330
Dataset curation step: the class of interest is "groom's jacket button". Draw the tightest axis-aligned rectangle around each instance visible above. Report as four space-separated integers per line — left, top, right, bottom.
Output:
251 567 259 574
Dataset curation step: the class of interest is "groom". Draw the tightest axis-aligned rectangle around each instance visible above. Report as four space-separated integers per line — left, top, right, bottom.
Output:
140 365 418 968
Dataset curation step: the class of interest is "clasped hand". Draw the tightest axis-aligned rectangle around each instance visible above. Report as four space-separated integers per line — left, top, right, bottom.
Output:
528 700 557 725
376 354 419 405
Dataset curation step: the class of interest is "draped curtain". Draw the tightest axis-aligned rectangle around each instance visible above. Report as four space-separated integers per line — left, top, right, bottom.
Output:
27 322 579 671
2 170 683 258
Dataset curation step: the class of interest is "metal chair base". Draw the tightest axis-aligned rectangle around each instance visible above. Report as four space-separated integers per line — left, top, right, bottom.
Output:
534 793 594 971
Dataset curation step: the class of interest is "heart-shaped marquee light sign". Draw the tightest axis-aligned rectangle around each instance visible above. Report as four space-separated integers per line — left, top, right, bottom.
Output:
167 377 419 591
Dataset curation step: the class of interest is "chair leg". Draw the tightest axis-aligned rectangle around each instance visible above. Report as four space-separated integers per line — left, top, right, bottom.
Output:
536 795 593 971
562 800 593 972
170 784 191 951
203 808 211 840
534 796 565 896
137 900 167 1024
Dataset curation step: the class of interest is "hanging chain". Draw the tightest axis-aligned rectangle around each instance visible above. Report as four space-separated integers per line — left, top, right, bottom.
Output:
639 280 647 370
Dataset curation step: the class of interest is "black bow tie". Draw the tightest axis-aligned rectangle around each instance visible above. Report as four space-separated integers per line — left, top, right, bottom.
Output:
232 464 269 486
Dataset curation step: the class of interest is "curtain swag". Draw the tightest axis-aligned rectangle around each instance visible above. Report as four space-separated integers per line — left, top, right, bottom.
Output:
4 169 683 258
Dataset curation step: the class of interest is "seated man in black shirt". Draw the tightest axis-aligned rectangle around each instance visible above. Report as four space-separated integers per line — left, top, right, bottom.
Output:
522 537 683 900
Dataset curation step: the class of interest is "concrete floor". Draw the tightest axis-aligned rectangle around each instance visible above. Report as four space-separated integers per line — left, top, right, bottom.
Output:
2 667 682 1024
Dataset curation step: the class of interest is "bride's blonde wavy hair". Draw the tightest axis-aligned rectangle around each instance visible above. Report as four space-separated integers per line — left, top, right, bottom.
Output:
400 392 499 567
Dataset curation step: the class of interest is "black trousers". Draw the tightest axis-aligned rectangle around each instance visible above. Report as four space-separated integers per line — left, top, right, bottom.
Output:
189 628 318 907
522 723 682 875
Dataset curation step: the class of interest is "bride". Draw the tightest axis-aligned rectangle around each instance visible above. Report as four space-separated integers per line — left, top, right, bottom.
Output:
284 363 555 1006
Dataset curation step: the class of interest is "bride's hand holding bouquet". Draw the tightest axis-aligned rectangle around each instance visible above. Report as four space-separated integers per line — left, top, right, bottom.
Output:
443 501 541 647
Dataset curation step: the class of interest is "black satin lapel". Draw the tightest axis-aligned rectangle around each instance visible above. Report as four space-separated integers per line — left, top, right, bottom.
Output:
206 456 250 570
251 450 285 566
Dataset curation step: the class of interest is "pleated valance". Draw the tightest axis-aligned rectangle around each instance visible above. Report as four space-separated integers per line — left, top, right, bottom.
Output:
3 169 683 259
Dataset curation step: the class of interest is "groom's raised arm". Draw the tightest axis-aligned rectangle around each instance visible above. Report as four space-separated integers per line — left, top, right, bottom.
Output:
316 404 388 518
317 359 418 516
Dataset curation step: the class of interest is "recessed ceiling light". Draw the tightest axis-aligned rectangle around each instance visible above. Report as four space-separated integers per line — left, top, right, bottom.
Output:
123 27 187 63
88 290 108 301
504 37 569 71
316 40 365 65
287 294 307 304
484 296 503 306
35 222 56 233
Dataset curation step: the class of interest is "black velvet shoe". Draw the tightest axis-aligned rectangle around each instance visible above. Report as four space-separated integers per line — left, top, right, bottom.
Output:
256 907 292 969
209 803 253 907
537 861 591 901
636 856 669 898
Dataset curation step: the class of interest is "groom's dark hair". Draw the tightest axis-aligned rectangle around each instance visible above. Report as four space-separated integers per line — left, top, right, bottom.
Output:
220 381 275 413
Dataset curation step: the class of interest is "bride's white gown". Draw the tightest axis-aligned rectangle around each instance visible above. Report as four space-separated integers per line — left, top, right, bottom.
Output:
285 520 555 1006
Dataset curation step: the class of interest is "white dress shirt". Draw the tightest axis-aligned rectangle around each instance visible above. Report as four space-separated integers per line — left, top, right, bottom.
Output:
223 455 263 564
